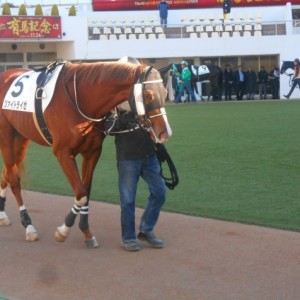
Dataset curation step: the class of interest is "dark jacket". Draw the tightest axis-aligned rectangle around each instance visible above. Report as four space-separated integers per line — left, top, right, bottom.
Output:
234 70 245 84
115 112 155 161
245 70 257 93
224 69 234 84
258 70 269 84
158 1 169 18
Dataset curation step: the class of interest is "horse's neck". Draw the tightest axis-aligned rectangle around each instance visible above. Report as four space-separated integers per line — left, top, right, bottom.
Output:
79 79 137 118
93 83 134 114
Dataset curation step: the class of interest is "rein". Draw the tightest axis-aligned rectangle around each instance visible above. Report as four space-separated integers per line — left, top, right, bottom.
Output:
104 107 166 136
63 64 163 126
73 70 106 123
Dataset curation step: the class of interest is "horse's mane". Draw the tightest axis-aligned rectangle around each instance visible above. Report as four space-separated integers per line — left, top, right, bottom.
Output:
67 62 143 85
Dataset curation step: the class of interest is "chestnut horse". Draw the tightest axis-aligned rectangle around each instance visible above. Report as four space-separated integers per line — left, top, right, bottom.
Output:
0 61 172 248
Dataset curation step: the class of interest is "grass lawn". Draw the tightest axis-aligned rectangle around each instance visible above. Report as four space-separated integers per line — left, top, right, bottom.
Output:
1 100 300 231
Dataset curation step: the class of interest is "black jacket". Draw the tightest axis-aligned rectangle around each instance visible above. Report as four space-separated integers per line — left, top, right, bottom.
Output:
114 112 155 161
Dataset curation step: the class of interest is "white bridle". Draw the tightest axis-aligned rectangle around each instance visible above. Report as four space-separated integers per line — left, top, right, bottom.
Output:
133 79 163 115
134 78 172 141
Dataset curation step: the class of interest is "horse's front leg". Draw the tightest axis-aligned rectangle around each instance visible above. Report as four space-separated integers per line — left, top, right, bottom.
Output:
53 146 100 248
54 151 86 243
79 146 103 249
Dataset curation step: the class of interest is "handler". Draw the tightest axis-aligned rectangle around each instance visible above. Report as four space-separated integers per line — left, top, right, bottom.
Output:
175 61 196 103
115 57 166 252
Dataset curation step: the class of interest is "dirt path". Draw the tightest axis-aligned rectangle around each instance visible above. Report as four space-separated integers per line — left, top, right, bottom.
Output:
1 190 300 300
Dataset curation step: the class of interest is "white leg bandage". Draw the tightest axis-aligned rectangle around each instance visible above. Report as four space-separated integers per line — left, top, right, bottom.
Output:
0 187 7 198
0 211 11 226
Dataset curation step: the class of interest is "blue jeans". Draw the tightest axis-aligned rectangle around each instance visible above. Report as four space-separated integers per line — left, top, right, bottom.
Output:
176 80 196 102
117 155 166 242
160 17 167 27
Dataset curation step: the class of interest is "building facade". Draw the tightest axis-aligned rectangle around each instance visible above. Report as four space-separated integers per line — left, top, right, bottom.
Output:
0 0 300 99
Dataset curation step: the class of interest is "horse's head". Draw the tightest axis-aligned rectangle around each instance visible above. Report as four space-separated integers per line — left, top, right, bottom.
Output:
280 61 294 75
117 57 172 143
137 66 172 144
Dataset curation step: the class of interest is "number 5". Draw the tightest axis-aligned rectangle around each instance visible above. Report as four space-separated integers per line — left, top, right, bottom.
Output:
11 74 30 98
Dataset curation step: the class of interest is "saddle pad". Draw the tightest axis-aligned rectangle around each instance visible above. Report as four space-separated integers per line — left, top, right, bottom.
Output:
197 65 210 76
2 64 64 112
191 65 210 77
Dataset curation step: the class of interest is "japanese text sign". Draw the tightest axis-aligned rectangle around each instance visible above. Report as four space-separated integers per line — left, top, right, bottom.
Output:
0 16 62 39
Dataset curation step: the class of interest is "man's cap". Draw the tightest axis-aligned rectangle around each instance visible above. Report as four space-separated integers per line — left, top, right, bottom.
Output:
181 60 188 65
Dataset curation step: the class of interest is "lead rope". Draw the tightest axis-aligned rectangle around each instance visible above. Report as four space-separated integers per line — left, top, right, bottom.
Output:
153 142 179 190
140 126 179 190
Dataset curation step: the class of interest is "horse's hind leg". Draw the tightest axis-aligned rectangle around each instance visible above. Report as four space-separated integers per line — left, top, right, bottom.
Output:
0 129 38 241
0 176 10 226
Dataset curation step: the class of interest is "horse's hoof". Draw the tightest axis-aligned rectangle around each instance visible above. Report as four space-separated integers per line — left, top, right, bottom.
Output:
85 236 100 249
26 224 39 241
0 217 11 226
0 211 11 226
55 224 70 242
54 229 66 242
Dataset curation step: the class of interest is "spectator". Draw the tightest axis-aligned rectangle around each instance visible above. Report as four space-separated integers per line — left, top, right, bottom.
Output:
258 66 269 99
175 61 196 103
223 64 234 100
171 64 180 98
158 0 169 27
234 65 246 100
284 58 300 99
269 66 280 99
245 66 257 100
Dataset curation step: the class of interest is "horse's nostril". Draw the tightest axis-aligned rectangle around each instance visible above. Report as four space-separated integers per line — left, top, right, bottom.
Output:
159 131 167 141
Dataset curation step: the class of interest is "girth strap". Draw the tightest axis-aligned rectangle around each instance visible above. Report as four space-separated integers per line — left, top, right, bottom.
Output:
32 60 65 146
33 88 53 146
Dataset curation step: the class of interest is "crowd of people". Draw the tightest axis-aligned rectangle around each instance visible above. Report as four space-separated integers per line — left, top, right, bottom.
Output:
222 64 281 101
172 63 282 102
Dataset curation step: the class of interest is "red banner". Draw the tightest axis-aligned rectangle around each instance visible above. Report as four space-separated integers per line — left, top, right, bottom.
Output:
0 16 62 39
93 0 300 11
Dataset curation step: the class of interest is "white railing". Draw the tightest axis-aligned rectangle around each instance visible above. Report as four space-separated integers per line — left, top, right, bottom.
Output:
87 19 288 41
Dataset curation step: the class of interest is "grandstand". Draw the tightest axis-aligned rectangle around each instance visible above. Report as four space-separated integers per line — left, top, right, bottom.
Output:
0 0 300 99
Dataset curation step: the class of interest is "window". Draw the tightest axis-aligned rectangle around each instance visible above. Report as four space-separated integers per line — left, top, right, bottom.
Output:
241 56 258 73
26 52 56 62
220 57 238 69
259 55 279 73
0 53 23 63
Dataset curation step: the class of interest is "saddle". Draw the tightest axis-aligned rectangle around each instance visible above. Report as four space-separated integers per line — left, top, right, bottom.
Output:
35 59 65 88
33 59 66 145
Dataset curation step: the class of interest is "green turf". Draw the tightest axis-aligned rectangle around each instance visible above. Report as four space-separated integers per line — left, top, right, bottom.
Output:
1 100 300 231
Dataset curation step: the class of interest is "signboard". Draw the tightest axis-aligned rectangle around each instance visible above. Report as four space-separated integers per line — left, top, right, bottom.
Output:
0 16 62 39
92 0 300 11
